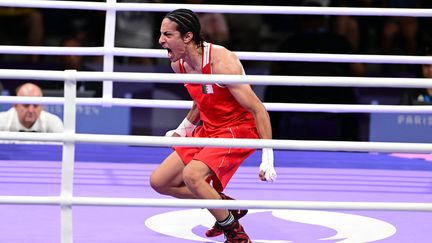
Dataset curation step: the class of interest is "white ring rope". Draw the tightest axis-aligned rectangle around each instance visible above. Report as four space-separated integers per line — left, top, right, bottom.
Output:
1 1 432 17
1 69 431 113
0 69 431 88
2 96 432 114
0 132 431 154
0 196 431 212
1 46 432 64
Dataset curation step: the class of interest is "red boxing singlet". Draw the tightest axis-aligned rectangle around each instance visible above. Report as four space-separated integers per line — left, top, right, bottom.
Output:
175 42 259 191
179 42 256 133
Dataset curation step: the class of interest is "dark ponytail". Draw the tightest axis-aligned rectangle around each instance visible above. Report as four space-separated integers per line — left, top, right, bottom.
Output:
165 8 204 47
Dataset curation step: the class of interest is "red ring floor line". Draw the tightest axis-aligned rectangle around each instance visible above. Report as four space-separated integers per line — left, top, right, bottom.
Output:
0 144 431 243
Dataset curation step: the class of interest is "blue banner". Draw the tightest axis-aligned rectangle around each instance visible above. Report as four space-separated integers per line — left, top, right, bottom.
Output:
370 113 432 143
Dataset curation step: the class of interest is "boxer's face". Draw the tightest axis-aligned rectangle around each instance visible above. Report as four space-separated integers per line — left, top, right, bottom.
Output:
159 18 192 62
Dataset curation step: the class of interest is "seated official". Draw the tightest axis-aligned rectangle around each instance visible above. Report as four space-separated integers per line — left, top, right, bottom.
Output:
0 83 63 132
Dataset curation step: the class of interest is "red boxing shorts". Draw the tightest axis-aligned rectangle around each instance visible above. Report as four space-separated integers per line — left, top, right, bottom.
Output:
174 125 259 192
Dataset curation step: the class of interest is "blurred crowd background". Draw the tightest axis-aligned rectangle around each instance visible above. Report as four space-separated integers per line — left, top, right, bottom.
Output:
1 0 431 141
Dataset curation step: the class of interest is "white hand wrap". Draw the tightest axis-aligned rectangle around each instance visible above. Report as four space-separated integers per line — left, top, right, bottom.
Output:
259 148 277 182
165 118 197 137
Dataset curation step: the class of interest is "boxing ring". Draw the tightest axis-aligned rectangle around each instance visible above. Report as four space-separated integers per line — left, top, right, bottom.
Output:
0 1 432 243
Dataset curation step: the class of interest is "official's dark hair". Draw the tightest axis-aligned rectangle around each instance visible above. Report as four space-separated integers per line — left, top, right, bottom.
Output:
165 8 203 47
